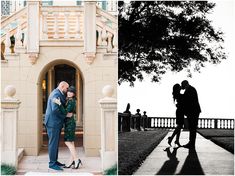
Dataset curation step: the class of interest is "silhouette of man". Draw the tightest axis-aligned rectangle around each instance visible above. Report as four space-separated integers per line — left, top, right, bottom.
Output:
181 80 201 149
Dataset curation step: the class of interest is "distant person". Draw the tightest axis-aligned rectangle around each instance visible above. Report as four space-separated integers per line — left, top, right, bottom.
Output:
122 103 131 132
135 109 141 131
168 84 184 146
142 111 148 131
44 81 69 171
53 86 82 169
181 80 201 149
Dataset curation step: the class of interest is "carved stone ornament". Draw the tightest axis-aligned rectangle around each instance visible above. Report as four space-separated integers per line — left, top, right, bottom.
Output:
28 53 38 65
84 52 96 65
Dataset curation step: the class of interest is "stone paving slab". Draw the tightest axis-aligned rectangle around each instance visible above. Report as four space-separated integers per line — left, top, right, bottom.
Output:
18 147 102 175
134 131 234 175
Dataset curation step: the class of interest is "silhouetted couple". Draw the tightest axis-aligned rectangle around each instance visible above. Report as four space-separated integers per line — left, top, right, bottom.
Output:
168 80 201 149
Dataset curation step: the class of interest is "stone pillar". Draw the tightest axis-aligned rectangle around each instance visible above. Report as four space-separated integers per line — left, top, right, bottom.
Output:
84 1 96 64
1 85 21 168
27 1 39 64
99 85 117 171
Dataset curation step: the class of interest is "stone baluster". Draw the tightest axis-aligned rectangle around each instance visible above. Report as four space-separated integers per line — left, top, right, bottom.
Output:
64 12 70 39
23 30 27 49
15 19 23 48
107 32 113 52
97 27 102 46
112 29 118 52
5 25 12 54
75 13 81 39
1 85 21 168
99 85 117 171
42 11 48 39
53 12 59 39
101 27 108 46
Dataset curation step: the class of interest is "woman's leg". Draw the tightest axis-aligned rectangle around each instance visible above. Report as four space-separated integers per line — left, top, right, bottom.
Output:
65 141 75 165
70 141 79 161
175 125 183 143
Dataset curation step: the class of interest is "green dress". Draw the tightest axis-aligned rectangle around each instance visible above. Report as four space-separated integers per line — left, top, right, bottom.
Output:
58 98 76 141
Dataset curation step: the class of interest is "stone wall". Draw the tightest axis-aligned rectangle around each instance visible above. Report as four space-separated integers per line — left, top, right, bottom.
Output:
1 45 117 156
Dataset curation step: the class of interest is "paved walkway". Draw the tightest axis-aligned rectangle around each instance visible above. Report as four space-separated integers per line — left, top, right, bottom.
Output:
17 147 102 175
134 131 234 175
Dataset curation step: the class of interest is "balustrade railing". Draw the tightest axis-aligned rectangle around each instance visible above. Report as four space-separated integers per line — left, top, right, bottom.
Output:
96 7 117 53
147 117 234 129
1 3 117 59
40 6 84 40
118 113 234 132
1 7 27 56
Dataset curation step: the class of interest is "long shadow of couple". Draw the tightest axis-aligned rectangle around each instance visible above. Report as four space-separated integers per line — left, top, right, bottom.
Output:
156 147 204 175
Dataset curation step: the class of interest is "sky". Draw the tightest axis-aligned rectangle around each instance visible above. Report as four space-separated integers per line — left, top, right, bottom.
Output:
118 1 235 119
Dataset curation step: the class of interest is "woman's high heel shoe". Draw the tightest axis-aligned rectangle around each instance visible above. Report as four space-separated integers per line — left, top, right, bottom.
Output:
63 161 75 168
74 159 82 169
167 137 173 146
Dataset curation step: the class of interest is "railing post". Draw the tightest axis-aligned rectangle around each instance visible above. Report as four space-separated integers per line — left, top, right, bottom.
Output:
84 1 96 64
112 29 118 52
75 12 81 39
214 119 218 129
53 12 59 39
99 85 117 171
107 32 113 53
27 1 39 64
64 12 70 39
15 19 23 49
42 11 48 39
5 25 12 54
1 85 21 168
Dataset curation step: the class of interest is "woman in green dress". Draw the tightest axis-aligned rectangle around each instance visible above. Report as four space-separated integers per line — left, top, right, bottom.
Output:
53 86 82 169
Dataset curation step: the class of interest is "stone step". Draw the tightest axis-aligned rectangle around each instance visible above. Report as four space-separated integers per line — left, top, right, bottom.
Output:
24 172 94 175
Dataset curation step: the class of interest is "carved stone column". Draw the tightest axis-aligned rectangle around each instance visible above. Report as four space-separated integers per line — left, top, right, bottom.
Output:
99 85 117 171
1 85 21 168
84 1 96 64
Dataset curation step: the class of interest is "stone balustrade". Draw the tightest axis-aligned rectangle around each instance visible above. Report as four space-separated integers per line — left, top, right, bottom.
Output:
118 114 235 131
1 2 117 61
96 7 118 53
40 6 84 40
1 7 27 56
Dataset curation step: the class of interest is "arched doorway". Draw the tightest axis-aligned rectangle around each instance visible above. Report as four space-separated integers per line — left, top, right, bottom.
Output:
39 61 84 150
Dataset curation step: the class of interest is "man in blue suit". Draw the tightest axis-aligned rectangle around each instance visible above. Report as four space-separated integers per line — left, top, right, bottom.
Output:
44 81 69 171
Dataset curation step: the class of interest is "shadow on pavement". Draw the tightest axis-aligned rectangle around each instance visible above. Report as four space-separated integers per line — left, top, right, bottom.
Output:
156 147 205 175
177 148 205 175
156 147 180 175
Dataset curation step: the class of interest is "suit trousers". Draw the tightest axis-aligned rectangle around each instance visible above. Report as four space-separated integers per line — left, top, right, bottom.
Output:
187 113 200 146
46 126 62 167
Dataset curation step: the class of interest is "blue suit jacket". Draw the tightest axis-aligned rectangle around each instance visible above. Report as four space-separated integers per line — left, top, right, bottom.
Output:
44 88 66 129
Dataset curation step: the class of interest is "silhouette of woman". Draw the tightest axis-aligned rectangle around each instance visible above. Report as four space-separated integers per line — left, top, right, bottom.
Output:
168 83 184 146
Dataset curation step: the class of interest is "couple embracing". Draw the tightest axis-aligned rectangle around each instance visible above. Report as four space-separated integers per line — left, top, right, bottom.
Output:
168 80 201 149
44 81 82 171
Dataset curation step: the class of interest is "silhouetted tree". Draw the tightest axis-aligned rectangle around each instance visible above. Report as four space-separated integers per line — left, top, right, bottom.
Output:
118 1 226 86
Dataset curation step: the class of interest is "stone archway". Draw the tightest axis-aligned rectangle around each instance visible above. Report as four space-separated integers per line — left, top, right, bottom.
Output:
37 59 84 151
